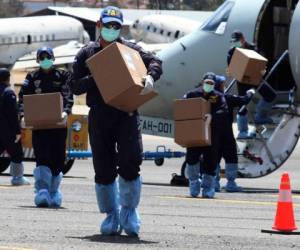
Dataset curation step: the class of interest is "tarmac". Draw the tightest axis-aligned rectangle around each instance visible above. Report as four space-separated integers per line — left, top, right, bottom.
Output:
1 135 300 249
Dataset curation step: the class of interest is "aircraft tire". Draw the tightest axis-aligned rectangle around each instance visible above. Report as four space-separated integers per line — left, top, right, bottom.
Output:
154 158 164 166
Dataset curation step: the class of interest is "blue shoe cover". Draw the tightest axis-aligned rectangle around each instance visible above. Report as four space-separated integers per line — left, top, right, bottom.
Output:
254 99 274 124
35 189 51 207
10 162 30 186
50 173 63 207
237 131 256 139
95 182 120 235
225 181 243 192
202 174 215 198
189 179 201 197
225 163 243 192
186 163 201 197
33 166 52 207
119 176 141 236
237 115 256 139
11 176 30 186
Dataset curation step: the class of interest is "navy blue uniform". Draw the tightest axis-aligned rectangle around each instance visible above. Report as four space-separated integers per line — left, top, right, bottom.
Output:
0 84 23 163
218 94 252 164
69 39 162 185
184 88 229 175
18 68 73 176
227 42 256 97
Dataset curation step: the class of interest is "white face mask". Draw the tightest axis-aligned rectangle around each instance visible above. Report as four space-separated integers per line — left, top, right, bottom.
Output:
203 83 214 93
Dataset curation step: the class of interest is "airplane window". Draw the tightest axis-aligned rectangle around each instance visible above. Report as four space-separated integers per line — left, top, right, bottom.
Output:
21 37 25 43
167 32 171 37
33 36 37 42
1 38 5 44
27 35 31 45
40 35 43 42
153 27 157 33
147 25 150 30
160 29 164 35
174 30 180 39
200 1 235 32
52 34 55 40
8 37 12 43
14 37 18 43
46 35 50 41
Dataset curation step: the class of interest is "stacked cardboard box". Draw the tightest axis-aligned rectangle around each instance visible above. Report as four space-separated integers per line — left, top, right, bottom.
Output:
228 48 268 86
174 97 211 147
87 42 157 112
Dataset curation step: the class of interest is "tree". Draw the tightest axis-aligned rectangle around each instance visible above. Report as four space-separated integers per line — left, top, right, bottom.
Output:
0 0 24 18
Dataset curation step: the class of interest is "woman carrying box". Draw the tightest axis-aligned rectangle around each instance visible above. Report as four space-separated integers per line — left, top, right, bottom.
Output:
18 47 73 208
184 73 230 198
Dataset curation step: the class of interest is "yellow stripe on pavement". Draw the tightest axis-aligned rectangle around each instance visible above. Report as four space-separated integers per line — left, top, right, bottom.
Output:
157 195 300 207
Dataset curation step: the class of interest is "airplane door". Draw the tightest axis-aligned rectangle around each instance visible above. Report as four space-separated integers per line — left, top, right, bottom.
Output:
289 1 300 95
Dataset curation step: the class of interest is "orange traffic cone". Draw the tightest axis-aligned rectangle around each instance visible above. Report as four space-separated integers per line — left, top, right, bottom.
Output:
262 172 300 235
272 172 297 232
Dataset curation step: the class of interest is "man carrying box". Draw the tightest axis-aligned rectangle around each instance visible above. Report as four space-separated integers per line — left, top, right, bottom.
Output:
227 30 257 139
0 68 30 186
183 73 229 199
18 47 73 208
69 6 162 237
227 31 274 138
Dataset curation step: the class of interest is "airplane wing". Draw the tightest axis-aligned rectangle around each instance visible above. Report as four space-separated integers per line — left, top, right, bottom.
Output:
13 41 84 70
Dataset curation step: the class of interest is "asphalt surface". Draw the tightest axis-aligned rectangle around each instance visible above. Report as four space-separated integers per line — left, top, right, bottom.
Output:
1 135 300 249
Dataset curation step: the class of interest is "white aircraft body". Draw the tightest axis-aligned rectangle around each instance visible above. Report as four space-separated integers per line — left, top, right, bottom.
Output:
137 0 300 179
0 15 89 67
130 14 209 43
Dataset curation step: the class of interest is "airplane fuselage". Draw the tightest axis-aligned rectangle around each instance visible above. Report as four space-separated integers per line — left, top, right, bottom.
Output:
0 15 86 67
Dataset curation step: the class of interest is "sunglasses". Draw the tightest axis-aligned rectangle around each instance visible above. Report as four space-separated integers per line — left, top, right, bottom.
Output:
103 22 122 30
39 54 52 60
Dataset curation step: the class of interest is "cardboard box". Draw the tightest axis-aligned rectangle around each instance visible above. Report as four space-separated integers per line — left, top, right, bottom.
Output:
228 48 268 86
174 98 211 147
23 93 66 130
86 42 157 112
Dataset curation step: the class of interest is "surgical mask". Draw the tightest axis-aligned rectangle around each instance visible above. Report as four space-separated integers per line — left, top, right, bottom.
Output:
39 59 53 70
203 83 214 93
101 27 120 42
233 41 241 48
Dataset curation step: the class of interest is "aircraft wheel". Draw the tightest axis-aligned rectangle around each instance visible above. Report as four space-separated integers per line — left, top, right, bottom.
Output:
62 159 75 175
154 158 164 166
0 157 11 173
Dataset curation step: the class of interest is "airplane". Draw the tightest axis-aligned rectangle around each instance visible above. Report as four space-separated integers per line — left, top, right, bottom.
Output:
137 0 300 179
5 0 300 181
0 15 90 67
130 13 210 43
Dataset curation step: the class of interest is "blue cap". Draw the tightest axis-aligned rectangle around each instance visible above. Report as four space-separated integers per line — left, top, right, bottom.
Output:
100 6 123 25
37 47 54 59
215 75 226 85
203 72 216 83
